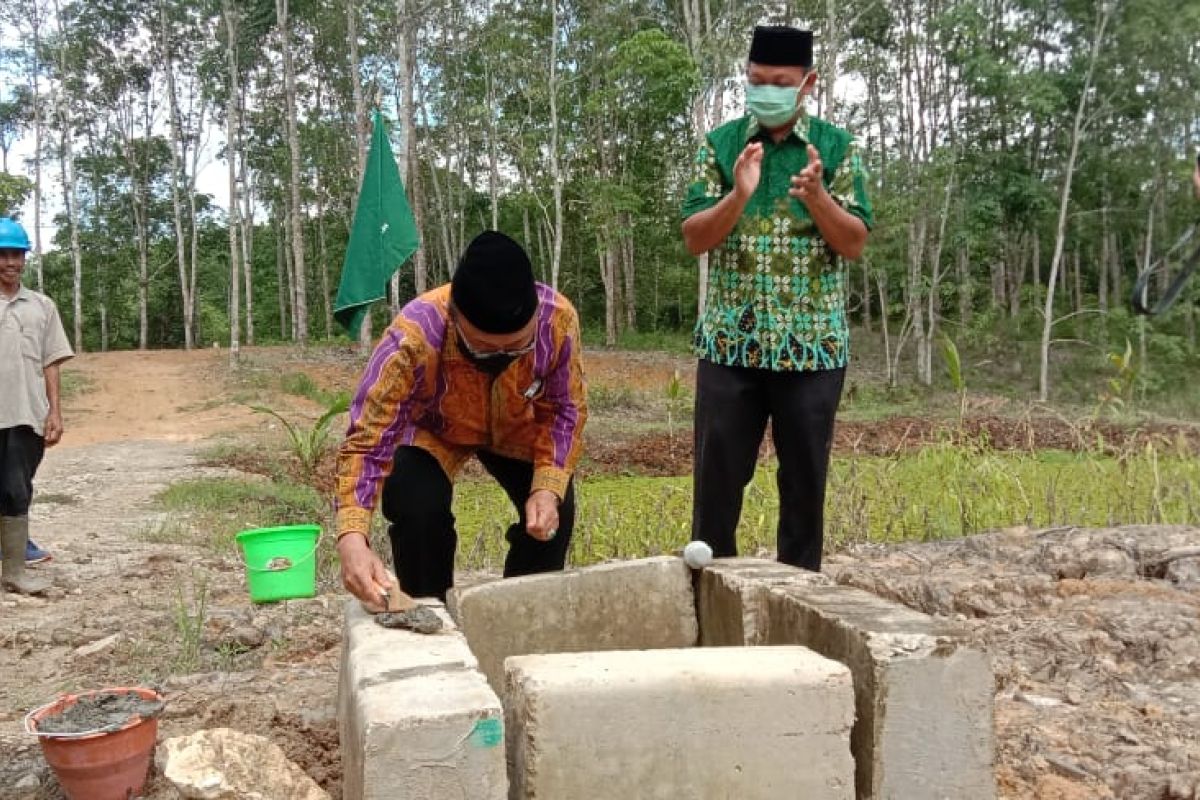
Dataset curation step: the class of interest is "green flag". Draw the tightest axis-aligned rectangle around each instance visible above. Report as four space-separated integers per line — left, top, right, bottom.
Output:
334 111 420 334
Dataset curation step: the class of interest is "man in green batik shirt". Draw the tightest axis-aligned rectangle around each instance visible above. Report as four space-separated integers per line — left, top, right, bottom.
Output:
680 25 873 571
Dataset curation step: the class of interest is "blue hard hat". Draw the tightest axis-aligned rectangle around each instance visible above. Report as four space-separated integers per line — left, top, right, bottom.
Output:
0 217 31 251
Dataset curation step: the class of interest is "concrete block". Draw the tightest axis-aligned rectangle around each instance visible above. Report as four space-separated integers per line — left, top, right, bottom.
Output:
505 647 855 800
697 558 831 646
338 600 507 800
449 556 697 691
763 584 995 800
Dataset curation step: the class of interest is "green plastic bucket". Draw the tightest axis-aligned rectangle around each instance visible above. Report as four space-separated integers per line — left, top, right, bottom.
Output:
235 524 320 603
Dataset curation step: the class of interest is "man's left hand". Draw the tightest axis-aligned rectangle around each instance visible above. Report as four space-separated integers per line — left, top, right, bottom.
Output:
525 489 560 541
44 410 63 447
789 144 826 205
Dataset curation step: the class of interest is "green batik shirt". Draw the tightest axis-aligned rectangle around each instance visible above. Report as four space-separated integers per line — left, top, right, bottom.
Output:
681 112 873 372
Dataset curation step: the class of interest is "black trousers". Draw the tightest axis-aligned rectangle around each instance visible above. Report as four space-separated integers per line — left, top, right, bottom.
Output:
0 426 45 517
380 446 575 600
691 360 845 571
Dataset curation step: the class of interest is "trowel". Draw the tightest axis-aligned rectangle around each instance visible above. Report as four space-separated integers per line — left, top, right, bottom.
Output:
377 572 416 612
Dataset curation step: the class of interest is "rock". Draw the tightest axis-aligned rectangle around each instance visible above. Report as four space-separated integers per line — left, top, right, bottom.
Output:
1041 544 1087 579
14 773 40 790
75 632 123 656
228 626 266 649
1164 773 1200 799
1083 548 1136 577
1046 754 1092 780
1015 691 1063 708
157 728 329 800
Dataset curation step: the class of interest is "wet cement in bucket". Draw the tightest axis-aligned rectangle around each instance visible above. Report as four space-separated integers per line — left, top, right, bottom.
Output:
37 691 164 735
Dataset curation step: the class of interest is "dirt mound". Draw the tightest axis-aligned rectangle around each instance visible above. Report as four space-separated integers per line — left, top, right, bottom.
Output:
827 525 1200 800
579 415 1200 478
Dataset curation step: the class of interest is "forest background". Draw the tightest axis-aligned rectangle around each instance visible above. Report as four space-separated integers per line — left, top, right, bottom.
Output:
1 0 1198 410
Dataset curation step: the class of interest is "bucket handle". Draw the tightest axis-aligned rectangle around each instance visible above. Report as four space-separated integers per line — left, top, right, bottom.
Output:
237 531 324 574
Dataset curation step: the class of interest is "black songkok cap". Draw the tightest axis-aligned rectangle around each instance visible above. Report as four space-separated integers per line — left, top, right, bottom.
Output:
748 25 813 68
451 230 538 334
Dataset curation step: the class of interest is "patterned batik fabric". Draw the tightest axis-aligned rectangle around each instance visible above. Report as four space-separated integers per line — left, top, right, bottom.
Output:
681 113 873 372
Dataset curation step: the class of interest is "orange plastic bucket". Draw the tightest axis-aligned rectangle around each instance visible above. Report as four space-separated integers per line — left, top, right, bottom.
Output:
26 687 161 800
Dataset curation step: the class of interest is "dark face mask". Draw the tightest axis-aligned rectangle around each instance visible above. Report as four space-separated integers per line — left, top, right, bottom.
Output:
458 333 519 377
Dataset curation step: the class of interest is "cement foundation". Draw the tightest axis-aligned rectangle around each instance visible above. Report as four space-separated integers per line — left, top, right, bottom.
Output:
338 557 995 799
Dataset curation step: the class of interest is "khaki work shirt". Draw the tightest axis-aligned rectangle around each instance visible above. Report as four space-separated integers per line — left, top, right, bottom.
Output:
0 286 74 435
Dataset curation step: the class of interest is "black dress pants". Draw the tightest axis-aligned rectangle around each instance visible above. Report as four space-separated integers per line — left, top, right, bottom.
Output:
0 426 45 517
691 360 845 571
380 446 575 600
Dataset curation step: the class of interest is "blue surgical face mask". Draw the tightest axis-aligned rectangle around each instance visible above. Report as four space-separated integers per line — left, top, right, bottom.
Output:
745 83 801 128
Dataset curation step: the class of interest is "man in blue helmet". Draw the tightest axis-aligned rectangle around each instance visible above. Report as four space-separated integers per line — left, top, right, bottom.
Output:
0 217 72 595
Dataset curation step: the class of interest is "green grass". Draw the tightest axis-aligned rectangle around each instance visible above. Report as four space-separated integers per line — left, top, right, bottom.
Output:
277 371 345 407
582 326 692 353
155 478 328 552
173 436 1200 579
60 369 93 400
34 493 79 505
451 444 1200 569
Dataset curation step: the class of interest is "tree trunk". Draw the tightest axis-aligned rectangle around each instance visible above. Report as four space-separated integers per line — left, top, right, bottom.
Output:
877 270 895 387
548 0 564 290
223 0 242 363
30 5 45 292
402 10 426 295
1039 3 1110 402
910 218 929 385
621 221 636 332
284 198 297 340
317 207 333 339
1109 232 1121 304
276 227 288 337
348 0 373 349
601 245 619 347
1032 232 1042 310
241 166 255 346
862 258 873 333
161 0 194 349
347 0 368 176
58 104 83 353
957 246 971 325
1072 246 1083 316
278 0 307 344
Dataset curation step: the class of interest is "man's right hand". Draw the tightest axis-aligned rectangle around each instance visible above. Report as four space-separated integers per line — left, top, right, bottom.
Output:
337 533 393 613
733 142 764 200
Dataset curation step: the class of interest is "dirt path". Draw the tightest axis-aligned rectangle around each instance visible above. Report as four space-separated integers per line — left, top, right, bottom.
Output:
1 350 343 799
61 349 262 447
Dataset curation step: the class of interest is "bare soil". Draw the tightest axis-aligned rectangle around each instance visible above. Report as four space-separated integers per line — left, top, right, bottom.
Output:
1 346 1197 799
827 525 1200 800
0 349 344 800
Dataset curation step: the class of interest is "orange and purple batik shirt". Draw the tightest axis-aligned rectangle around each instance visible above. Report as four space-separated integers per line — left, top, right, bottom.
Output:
334 283 588 538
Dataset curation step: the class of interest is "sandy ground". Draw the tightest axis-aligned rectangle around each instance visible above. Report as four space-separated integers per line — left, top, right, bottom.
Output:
0 349 344 799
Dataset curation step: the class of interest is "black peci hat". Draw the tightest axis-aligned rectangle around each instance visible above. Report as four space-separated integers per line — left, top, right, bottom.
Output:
748 25 813 69
451 230 538 334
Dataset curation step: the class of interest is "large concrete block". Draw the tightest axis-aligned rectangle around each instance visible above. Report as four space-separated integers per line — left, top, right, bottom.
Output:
338 601 507 800
505 647 855 800
763 584 995 800
449 556 697 691
697 558 831 646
